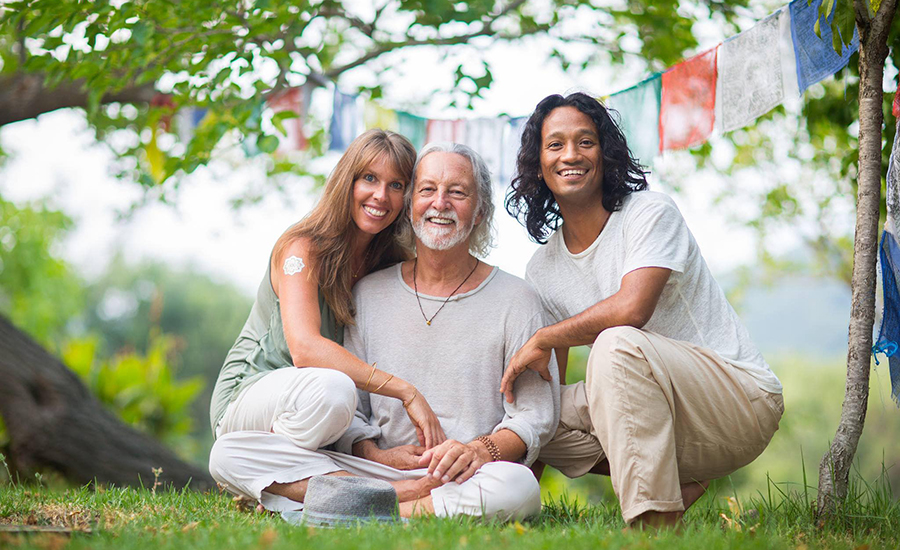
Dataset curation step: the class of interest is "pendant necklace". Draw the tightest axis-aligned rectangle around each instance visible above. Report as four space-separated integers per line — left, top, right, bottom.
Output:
353 245 372 279
413 257 480 326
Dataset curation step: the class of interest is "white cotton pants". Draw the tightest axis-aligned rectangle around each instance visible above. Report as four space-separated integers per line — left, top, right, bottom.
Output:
215 367 358 450
209 368 541 521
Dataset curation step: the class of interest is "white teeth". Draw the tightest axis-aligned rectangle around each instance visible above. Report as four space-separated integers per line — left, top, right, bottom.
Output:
428 218 454 225
560 169 586 176
364 205 387 217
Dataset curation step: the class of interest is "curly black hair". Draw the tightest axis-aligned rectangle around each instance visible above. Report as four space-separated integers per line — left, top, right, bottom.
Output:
505 92 649 244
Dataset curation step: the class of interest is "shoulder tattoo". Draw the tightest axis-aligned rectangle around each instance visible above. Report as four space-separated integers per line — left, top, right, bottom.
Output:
283 255 306 276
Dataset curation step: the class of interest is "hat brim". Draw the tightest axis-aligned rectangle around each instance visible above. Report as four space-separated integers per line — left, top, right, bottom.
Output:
282 510 404 528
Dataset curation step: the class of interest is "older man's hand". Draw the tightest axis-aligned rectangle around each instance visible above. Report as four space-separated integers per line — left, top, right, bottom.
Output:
375 445 427 470
354 440 426 470
419 439 492 485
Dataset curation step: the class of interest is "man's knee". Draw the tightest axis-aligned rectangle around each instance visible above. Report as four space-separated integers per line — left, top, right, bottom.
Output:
592 326 646 355
588 326 649 380
478 462 542 520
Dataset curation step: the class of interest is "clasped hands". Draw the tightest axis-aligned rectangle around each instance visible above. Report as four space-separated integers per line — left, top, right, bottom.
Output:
363 439 492 485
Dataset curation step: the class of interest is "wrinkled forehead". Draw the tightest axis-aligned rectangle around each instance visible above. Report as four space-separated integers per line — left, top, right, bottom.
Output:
414 151 476 189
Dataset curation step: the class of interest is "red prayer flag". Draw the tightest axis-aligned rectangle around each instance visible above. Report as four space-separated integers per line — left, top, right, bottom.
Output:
893 78 900 117
426 119 466 144
660 48 718 151
268 87 308 151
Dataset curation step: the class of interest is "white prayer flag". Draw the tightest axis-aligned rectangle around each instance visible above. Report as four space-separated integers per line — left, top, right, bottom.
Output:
717 9 797 133
498 117 527 188
462 118 506 181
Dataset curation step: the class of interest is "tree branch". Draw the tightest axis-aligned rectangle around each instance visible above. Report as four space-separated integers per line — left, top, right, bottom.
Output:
0 72 156 126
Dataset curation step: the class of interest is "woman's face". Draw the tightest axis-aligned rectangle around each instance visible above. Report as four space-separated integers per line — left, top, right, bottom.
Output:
351 154 408 236
539 106 604 207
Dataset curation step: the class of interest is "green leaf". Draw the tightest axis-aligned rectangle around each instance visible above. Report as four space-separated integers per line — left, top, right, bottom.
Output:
257 134 279 153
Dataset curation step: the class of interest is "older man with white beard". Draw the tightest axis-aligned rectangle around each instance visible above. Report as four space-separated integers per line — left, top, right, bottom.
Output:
209 143 559 521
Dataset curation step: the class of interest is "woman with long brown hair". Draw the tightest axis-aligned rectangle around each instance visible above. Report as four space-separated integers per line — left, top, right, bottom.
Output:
209 130 446 512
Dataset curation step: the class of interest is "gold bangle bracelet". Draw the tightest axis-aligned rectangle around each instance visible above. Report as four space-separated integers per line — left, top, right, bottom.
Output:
402 389 418 409
363 362 377 391
372 374 393 394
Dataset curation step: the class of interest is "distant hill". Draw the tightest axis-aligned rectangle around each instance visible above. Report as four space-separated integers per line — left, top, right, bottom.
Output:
731 276 851 359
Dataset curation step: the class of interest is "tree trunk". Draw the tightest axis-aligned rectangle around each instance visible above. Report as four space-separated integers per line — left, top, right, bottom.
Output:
0 314 214 491
817 0 897 516
0 72 156 126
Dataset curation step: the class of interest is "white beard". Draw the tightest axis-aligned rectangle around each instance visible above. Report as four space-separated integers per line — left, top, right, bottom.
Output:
412 208 474 251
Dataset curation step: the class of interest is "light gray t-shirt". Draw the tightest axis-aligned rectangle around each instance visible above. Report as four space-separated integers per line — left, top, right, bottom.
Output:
335 264 561 465
526 190 782 394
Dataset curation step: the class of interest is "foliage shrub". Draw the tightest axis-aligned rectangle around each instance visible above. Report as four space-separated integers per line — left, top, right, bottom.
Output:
62 331 204 456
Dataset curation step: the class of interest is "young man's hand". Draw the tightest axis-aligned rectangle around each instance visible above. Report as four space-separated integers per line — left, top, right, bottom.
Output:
500 331 553 403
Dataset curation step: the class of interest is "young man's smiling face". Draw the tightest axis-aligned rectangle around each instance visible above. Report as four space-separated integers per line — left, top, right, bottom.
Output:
539 106 605 207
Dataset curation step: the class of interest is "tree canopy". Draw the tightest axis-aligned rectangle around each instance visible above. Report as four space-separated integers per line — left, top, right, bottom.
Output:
0 0 753 188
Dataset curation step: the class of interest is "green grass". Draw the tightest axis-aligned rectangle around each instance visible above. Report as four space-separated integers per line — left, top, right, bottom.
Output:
2 469 899 550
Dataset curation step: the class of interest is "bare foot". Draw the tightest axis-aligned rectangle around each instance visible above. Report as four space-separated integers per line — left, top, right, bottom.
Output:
681 480 710 511
391 476 443 502
631 510 683 531
399 495 435 518
630 480 710 530
265 471 354 503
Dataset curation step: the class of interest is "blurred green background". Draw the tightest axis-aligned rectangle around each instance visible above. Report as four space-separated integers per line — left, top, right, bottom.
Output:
2 193 898 511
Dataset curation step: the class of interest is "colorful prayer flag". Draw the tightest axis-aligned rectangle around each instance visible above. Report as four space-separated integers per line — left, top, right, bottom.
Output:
873 118 900 404
462 118 506 179
789 0 858 93
329 90 361 151
893 79 900 118
268 86 309 152
426 119 466 144
499 117 527 188
717 10 793 133
397 112 427 149
176 107 207 144
606 74 661 167
660 48 718 151
364 101 399 132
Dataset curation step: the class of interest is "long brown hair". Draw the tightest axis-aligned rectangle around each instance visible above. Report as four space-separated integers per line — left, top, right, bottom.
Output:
273 129 416 326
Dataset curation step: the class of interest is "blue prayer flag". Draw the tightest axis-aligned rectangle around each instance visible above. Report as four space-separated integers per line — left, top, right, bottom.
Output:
329 90 361 151
789 0 858 93
873 119 900 404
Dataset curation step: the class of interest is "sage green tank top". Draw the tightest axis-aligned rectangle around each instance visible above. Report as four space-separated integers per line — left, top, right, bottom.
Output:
209 261 343 434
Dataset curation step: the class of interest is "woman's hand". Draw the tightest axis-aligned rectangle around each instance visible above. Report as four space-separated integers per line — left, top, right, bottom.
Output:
403 391 446 449
500 331 553 403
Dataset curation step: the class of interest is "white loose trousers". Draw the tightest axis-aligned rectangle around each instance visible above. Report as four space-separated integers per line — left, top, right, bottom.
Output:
210 367 541 521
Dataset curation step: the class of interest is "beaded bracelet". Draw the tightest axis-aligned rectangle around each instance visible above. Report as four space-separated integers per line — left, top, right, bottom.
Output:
476 435 501 462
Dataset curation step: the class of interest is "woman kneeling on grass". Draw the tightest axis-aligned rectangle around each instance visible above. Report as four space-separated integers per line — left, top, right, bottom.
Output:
208 130 446 511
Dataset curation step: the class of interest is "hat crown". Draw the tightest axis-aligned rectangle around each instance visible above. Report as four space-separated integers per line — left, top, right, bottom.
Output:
300 476 399 527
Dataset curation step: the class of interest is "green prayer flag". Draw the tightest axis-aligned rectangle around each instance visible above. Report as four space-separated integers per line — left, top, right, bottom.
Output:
397 111 427 150
606 75 661 168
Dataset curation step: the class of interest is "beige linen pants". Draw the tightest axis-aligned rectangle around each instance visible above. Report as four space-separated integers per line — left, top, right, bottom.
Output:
539 327 784 523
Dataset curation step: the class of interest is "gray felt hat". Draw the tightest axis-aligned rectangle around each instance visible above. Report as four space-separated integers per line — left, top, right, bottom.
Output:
285 476 400 528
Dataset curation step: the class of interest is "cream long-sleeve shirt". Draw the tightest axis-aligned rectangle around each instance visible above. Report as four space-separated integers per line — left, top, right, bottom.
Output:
334 264 560 465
